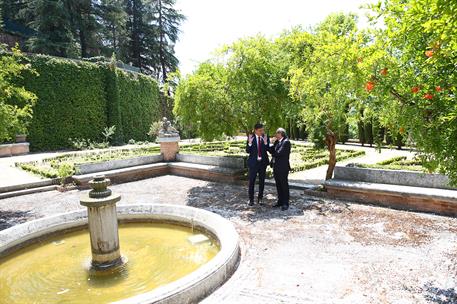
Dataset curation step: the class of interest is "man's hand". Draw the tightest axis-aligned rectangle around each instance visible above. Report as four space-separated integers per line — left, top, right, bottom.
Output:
262 134 268 144
248 134 254 145
270 137 277 144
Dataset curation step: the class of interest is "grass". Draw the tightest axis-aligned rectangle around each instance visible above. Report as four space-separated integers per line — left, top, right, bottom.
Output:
352 156 429 172
17 140 366 179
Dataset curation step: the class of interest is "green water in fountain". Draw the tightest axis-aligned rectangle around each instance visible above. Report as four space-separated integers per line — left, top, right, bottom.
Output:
0 223 219 304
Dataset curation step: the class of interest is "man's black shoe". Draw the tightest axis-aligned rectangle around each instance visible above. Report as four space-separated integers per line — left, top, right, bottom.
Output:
248 200 254 206
257 198 264 206
281 205 289 211
272 203 282 208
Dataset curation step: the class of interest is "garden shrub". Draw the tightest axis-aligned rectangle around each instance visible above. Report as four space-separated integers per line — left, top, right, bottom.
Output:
117 69 160 142
11 54 160 151
18 55 108 151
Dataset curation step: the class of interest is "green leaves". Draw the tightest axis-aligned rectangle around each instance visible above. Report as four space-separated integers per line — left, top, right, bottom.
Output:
174 36 291 140
366 0 457 184
0 46 37 142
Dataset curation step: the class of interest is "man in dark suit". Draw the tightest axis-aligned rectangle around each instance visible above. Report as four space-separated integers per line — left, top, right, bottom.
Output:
246 123 270 206
269 128 291 211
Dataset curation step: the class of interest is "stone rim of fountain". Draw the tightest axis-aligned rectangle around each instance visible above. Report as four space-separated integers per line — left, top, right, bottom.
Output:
0 204 240 304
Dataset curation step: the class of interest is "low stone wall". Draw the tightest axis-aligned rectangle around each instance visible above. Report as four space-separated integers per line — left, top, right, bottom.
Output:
176 154 246 169
0 143 29 157
75 154 163 175
335 166 454 190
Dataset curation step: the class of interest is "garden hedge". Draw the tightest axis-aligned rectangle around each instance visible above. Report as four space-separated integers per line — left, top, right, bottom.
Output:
14 54 160 151
117 69 160 141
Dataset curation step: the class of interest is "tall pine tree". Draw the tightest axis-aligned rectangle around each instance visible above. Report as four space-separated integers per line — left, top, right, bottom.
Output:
66 0 99 58
25 0 74 57
147 0 184 83
98 0 127 57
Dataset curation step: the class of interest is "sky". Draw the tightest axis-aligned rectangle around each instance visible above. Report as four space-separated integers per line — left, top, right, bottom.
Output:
174 0 372 75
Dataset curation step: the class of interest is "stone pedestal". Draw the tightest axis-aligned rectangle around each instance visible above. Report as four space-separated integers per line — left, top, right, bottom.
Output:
157 136 180 161
80 176 123 270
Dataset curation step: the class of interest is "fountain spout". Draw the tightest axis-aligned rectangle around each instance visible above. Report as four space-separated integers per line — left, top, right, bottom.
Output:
80 175 124 270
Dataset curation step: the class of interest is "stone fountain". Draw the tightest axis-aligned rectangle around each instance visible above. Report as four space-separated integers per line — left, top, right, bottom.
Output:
0 175 240 303
80 175 125 271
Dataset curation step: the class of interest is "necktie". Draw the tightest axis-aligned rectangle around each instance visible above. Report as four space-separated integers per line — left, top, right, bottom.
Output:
258 136 261 159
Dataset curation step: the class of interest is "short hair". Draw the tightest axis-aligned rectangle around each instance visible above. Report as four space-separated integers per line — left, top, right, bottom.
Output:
254 123 264 130
276 128 287 137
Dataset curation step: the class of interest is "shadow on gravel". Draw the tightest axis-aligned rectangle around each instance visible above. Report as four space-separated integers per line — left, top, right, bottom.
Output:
185 182 352 223
423 283 457 304
0 210 32 231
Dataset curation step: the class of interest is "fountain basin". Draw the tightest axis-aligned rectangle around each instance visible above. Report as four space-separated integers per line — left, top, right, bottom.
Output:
0 204 240 304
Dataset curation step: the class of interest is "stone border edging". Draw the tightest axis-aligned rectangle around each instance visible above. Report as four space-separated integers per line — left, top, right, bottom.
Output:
336 166 454 190
0 178 60 194
0 204 240 304
0 142 30 157
75 154 164 175
176 154 246 169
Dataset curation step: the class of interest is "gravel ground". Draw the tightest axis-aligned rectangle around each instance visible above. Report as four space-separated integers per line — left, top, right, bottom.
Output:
0 175 456 304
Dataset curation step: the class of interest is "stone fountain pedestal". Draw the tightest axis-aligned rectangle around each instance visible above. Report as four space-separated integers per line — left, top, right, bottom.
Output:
80 175 124 270
157 136 180 161
156 117 180 161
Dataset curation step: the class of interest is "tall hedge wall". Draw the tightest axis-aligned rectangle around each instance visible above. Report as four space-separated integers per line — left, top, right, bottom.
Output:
16 55 160 151
117 69 160 141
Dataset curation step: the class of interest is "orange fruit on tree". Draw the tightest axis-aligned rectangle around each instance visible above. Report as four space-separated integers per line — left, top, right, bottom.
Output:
365 81 375 91
399 127 405 135
380 68 388 76
424 93 433 100
435 86 442 92
411 86 420 94
425 50 434 58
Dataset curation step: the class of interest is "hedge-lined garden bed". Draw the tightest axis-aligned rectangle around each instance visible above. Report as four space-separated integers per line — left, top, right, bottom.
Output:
17 140 366 179
12 55 160 151
351 156 428 172
16 146 161 178
180 141 365 173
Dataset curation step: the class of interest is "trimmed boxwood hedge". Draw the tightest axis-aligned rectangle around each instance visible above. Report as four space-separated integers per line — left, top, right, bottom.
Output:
14 54 160 151
117 70 160 141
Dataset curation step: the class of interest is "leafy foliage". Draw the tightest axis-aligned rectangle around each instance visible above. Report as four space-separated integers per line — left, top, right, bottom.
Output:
11 54 159 150
117 68 161 141
174 36 291 140
367 0 457 183
0 46 36 142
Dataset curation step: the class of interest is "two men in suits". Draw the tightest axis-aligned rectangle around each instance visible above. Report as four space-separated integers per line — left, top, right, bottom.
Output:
246 124 291 210
246 123 270 206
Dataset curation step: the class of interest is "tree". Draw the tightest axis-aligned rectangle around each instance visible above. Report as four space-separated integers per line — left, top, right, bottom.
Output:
98 0 128 57
148 0 184 83
0 46 37 142
24 0 74 57
174 36 290 140
368 0 457 183
289 13 369 179
66 0 99 58
173 63 237 140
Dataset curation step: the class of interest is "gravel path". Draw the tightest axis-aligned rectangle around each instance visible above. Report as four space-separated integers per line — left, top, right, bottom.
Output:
0 175 456 303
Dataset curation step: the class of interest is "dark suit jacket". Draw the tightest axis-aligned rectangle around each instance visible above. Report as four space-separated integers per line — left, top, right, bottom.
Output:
269 138 291 172
246 135 270 168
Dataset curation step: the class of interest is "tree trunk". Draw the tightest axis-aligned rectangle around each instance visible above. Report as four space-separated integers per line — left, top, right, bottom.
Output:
325 131 337 180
